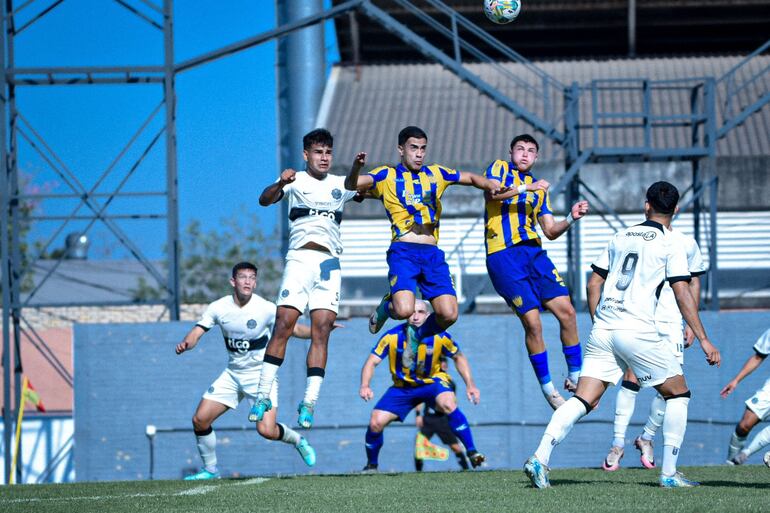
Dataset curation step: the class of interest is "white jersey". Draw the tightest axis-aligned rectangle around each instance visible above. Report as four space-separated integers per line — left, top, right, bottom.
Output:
591 220 691 332
754 328 770 356
655 228 707 324
281 171 357 256
196 294 277 372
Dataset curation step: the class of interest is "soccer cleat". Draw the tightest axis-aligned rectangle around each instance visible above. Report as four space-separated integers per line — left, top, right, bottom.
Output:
184 468 220 480
564 377 578 393
297 401 316 429
295 437 316 467
602 445 624 471
763 451 770 468
634 436 655 469
545 390 566 410
523 456 550 489
368 293 391 334
361 463 379 473
248 394 272 423
730 451 748 465
659 471 700 488
467 450 486 468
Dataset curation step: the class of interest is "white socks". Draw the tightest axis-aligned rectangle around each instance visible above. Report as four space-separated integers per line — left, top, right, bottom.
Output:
278 422 302 446
642 393 666 439
727 430 748 460
195 430 217 473
613 385 638 448
661 396 689 476
304 375 324 404
535 397 588 465
742 425 770 458
257 362 281 397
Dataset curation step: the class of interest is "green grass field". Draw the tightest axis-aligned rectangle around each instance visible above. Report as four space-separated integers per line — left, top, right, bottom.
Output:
2 465 768 513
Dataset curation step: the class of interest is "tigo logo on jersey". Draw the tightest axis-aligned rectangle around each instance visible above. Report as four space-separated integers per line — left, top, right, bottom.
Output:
247 319 257 329
331 188 342 200
281 289 290 298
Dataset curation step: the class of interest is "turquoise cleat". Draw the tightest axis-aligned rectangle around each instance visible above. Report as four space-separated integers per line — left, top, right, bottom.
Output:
297 401 315 428
184 468 220 480
523 456 551 489
659 471 700 488
368 292 392 334
295 437 316 467
248 394 272 423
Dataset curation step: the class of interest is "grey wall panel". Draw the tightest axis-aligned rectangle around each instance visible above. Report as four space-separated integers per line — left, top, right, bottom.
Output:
74 311 770 481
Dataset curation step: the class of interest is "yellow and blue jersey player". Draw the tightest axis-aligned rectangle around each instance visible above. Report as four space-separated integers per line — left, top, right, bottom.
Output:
358 300 484 471
484 134 589 410
345 126 505 347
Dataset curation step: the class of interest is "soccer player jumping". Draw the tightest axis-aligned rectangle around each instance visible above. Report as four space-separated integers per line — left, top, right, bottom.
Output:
346 125 505 348
484 134 588 409
524 182 720 489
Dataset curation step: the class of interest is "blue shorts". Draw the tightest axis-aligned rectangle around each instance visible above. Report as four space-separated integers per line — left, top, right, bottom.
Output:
486 242 569 315
373 381 454 421
386 241 456 300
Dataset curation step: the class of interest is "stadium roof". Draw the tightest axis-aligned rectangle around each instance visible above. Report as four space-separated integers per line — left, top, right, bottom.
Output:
333 0 770 61
320 54 770 169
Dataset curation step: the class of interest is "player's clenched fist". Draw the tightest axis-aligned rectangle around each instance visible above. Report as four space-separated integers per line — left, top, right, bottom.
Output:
279 168 297 185
175 341 190 354
359 385 374 401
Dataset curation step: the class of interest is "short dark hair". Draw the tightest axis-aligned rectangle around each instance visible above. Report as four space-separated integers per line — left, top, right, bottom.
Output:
510 133 539 152
645 181 679 215
303 128 333 150
232 261 258 278
398 126 428 146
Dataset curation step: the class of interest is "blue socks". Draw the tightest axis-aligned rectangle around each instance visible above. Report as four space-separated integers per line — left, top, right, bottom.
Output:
562 343 582 383
414 313 443 340
365 428 384 465
529 351 552 385
447 409 476 453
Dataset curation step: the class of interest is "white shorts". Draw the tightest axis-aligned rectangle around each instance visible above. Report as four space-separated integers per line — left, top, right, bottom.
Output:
582 328 683 388
657 321 685 365
745 376 770 421
202 367 279 410
277 248 341 314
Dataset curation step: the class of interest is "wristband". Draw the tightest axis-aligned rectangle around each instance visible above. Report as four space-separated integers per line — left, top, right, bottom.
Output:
516 184 528 195
562 212 577 226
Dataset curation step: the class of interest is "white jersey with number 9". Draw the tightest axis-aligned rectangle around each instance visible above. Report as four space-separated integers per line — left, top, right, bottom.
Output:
591 220 691 333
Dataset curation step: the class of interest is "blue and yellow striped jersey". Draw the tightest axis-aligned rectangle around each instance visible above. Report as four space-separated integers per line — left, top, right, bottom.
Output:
367 163 461 241
371 323 459 388
484 160 553 255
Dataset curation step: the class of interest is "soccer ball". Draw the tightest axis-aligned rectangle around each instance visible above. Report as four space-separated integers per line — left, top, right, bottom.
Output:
483 0 521 25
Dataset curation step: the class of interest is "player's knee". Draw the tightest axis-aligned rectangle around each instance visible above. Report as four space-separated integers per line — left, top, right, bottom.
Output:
192 415 210 432
435 398 457 414
436 308 458 326
368 417 386 432
256 422 275 440
391 302 413 320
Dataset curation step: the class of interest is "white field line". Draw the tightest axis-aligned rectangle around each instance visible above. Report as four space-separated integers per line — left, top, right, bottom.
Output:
1 478 270 504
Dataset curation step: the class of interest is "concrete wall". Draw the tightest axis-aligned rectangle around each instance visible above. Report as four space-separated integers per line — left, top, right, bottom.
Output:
74 311 770 481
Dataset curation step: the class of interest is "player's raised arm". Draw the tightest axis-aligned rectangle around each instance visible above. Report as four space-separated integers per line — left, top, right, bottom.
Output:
671 280 720 367
457 171 508 194
175 325 207 355
538 200 589 241
486 178 550 202
259 168 297 206
452 352 480 405
359 353 382 401
345 151 374 191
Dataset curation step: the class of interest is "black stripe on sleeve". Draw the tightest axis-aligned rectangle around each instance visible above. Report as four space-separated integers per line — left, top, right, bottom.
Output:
591 264 608 279
195 323 211 332
667 275 692 285
690 270 707 277
755 349 768 359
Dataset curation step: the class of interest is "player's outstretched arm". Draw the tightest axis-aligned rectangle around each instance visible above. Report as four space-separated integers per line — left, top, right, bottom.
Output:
486 178 550 202
359 354 382 401
586 271 606 321
671 280 720 367
720 353 766 398
175 325 206 355
457 171 508 195
452 352 480 405
259 169 297 206
538 200 589 240
344 151 374 191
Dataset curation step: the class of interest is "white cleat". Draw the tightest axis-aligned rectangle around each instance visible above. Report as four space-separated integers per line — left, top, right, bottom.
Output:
634 436 655 469
763 451 770 468
602 445 624 471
